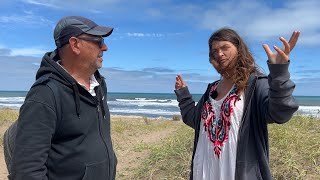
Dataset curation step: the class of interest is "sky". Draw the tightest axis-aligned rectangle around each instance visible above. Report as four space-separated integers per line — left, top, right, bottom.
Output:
0 0 319 96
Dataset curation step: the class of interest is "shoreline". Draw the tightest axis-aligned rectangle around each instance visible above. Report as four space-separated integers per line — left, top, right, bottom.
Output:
110 114 173 121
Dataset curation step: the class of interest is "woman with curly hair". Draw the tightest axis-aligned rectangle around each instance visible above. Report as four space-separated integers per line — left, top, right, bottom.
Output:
174 28 300 180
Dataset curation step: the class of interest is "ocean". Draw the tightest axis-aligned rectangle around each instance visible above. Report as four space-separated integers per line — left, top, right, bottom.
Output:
0 91 319 118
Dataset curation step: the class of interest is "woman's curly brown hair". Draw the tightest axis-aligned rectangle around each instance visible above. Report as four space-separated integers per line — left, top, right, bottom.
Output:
208 28 262 93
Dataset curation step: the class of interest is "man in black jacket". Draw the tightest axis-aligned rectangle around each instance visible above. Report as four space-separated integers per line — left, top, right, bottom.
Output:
9 16 117 180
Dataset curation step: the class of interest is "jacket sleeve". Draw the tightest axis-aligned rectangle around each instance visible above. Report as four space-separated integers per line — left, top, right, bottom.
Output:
257 62 299 124
10 85 56 180
174 86 200 129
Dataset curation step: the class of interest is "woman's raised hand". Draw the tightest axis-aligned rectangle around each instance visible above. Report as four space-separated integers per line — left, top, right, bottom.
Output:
262 31 300 64
175 75 187 90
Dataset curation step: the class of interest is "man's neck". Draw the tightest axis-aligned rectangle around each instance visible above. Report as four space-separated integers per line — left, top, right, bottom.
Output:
59 61 93 90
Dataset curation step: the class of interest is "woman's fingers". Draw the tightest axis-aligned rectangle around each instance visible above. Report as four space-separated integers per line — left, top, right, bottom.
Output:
273 45 289 63
175 75 182 89
279 37 290 55
262 44 274 63
175 75 186 90
288 31 300 51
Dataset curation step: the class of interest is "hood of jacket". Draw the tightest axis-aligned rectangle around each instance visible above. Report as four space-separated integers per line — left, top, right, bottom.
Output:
36 50 105 116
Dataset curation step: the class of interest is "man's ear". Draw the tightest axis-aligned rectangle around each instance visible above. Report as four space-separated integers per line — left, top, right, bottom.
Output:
69 37 81 55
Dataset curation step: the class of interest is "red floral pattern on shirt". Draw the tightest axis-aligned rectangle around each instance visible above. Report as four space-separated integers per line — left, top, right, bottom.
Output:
201 81 239 158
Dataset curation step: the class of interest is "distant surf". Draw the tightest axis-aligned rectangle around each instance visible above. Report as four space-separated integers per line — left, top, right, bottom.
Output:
0 91 319 118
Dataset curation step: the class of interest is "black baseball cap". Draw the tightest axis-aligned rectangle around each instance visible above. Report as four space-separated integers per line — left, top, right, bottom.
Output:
54 16 113 48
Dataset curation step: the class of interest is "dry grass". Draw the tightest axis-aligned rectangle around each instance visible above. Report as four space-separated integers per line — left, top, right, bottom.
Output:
0 109 319 179
0 109 18 125
131 123 193 179
269 116 320 179
130 115 320 179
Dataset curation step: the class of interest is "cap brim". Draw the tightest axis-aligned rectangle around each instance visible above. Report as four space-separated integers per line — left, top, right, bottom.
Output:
85 26 113 37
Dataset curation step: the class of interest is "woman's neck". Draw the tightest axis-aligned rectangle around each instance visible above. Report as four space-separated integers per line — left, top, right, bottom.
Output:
213 78 234 101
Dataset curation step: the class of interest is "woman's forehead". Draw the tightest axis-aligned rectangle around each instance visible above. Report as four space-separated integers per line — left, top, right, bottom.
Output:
211 41 234 49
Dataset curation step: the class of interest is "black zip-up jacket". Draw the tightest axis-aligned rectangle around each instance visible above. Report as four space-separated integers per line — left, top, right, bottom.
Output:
10 51 117 180
175 63 298 180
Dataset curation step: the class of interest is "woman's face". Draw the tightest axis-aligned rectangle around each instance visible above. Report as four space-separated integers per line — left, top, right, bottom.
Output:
209 40 238 74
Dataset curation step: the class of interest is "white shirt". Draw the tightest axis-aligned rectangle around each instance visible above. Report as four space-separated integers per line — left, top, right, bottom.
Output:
193 85 244 180
81 75 99 96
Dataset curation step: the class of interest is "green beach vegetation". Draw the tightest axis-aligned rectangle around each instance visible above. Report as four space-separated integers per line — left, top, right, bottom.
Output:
129 115 320 180
0 109 319 179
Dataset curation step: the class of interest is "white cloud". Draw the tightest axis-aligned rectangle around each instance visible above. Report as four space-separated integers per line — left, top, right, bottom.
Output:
19 0 320 46
0 48 11 56
22 0 121 12
0 14 53 26
197 0 320 45
23 0 59 8
127 33 145 37
98 67 213 93
126 32 165 38
298 32 320 46
32 62 40 66
10 48 47 57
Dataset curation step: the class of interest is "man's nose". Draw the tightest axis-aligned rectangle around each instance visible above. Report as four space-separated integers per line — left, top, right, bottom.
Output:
101 43 108 51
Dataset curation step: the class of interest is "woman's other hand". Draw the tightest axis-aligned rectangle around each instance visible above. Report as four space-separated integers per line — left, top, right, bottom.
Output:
175 75 187 90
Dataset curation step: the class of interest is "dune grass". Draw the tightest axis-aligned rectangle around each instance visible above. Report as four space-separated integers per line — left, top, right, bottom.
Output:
0 108 319 179
0 108 18 125
0 108 19 147
131 123 193 179
269 115 320 179
112 117 173 134
130 115 320 180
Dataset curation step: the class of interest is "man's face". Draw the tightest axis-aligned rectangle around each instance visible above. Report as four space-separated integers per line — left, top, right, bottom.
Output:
77 34 107 70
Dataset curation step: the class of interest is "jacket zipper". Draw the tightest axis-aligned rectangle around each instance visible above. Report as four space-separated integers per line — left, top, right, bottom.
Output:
235 77 257 179
97 104 111 177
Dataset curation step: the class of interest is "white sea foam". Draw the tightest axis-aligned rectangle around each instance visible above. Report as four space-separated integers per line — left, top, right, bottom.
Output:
1 95 319 118
110 108 181 116
296 106 320 118
110 98 179 107
0 97 25 102
0 103 21 109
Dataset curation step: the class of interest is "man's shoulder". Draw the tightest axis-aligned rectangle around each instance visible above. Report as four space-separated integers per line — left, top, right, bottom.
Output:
31 73 65 92
32 74 54 87
26 74 61 101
